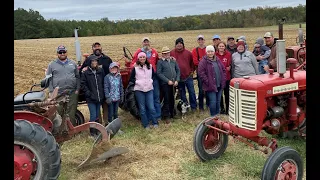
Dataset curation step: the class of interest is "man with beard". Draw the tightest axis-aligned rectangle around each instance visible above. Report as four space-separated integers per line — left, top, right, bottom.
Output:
46 45 80 126
263 32 278 72
80 42 113 125
226 36 237 54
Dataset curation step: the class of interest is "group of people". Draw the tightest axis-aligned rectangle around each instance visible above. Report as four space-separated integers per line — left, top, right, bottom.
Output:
45 31 279 132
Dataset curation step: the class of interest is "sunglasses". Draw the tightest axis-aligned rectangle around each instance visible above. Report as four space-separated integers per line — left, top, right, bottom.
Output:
58 51 66 54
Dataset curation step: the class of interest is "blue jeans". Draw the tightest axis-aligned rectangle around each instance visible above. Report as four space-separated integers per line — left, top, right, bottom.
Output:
135 90 158 128
259 59 268 74
206 87 223 117
108 101 119 122
178 76 197 109
87 102 101 122
196 69 205 110
147 77 161 120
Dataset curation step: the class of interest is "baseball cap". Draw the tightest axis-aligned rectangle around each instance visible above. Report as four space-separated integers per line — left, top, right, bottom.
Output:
264 32 273 38
142 37 150 42
197 35 204 40
212 34 220 39
227 36 234 40
109 62 119 69
92 42 101 47
56 45 67 52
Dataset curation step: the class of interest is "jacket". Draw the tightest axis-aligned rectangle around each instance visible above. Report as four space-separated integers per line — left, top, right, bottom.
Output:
156 57 180 85
46 58 80 94
127 48 159 72
80 67 105 103
104 72 123 102
198 55 226 92
231 51 259 78
79 53 113 75
215 50 232 80
129 64 155 92
267 38 278 69
170 48 194 81
191 46 206 67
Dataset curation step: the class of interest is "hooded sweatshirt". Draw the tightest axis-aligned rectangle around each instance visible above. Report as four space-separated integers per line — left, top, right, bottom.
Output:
253 37 271 60
215 50 232 80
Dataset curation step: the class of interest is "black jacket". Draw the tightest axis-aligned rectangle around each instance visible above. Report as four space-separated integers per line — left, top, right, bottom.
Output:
80 53 113 75
80 67 105 103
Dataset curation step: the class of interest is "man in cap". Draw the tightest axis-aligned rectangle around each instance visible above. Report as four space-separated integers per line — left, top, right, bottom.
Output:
191 35 207 111
263 32 278 72
170 37 197 112
46 45 80 126
212 34 221 51
79 42 113 125
125 37 162 121
226 36 237 54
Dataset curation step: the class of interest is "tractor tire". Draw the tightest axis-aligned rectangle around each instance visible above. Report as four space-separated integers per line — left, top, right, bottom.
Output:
193 117 229 162
124 81 140 120
75 109 85 126
14 120 61 180
261 146 303 180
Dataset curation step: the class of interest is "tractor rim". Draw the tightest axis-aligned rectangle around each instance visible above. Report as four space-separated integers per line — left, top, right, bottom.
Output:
14 140 43 180
275 159 298 180
202 128 222 154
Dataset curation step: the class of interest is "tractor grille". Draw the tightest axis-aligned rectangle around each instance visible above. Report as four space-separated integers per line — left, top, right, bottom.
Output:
229 86 257 130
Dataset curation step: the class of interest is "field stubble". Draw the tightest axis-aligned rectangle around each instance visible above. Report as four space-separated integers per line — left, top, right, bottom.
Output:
14 24 306 180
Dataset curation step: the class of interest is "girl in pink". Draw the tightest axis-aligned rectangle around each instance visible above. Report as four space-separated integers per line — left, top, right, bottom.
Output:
215 41 232 115
129 52 158 129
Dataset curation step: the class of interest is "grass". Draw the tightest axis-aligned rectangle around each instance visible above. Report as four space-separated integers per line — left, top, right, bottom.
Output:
14 23 306 180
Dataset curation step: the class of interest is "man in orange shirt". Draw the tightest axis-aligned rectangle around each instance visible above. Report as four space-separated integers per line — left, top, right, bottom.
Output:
191 35 207 111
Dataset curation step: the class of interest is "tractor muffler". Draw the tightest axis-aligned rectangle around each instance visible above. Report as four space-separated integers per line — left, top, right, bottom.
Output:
77 118 129 170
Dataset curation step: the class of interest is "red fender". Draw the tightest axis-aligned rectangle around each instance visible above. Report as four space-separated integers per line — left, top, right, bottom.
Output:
14 111 53 132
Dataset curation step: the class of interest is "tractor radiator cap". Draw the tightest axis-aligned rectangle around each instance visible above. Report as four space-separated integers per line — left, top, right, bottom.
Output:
243 76 250 79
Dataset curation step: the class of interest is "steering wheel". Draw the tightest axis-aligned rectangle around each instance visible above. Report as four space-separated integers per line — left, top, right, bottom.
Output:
123 47 133 61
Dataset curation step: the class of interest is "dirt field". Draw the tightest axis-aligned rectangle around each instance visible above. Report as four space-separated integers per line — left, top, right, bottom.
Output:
14 24 306 180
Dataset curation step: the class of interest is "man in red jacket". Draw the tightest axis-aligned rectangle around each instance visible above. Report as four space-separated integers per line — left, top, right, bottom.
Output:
191 35 207 111
126 37 161 121
171 37 197 111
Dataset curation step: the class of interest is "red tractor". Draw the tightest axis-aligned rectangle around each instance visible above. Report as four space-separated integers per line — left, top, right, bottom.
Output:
193 28 306 179
14 75 129 179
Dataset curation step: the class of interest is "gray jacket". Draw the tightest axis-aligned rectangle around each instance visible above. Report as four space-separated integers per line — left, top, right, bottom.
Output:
156 58 180 85
46 58 80 93
231 51 259 78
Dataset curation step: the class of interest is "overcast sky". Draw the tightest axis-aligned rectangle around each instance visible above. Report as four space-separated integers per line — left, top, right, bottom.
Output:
14 0 306 21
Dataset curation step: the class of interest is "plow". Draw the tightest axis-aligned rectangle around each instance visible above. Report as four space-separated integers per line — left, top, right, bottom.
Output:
14 76 129 179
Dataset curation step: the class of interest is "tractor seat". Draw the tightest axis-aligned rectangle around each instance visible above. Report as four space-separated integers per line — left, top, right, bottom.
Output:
14 91 46 105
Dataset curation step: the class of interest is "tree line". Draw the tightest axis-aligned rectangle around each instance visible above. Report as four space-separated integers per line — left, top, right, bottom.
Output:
14 5 306 40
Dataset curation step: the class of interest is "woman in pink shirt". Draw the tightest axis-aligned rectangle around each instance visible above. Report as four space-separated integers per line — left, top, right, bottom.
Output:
129 52 159 129
215 41 231 115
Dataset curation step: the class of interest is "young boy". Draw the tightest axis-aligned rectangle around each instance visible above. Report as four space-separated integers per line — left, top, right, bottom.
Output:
104 62 124 125
253 37 271 74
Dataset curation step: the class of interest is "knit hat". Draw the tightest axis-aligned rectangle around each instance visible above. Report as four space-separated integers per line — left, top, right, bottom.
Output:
255 37 264 46
175 37 184 46
138 52 146 59
237 41 246 48
206 45 215 52
236 36 246 42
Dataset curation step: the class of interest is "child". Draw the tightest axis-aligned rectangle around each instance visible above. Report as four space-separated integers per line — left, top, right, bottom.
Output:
253 37 271 74
104 62 124 125
80 57 105 137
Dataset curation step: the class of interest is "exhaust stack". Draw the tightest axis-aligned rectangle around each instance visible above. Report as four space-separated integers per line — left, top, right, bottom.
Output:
276 40 286 78
74 27 82 66
298 24 304 47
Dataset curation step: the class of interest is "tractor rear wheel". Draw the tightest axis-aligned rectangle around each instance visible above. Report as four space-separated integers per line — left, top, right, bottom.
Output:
124 81 140 119
261 146 303 180
75 109 85 125
193 117 228 161
14 120 61 180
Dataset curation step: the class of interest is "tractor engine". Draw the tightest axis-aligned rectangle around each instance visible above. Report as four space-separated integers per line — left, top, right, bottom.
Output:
262 91 306 135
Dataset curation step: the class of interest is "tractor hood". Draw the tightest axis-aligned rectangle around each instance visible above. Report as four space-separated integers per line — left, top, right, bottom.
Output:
230 70 306 95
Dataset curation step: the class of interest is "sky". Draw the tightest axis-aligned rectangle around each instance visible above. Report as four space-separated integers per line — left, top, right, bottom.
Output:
14 0 306 21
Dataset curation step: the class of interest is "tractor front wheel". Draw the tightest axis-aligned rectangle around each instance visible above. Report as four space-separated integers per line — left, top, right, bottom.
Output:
193 117 229 161
261 146 303 180
14 120 61 180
